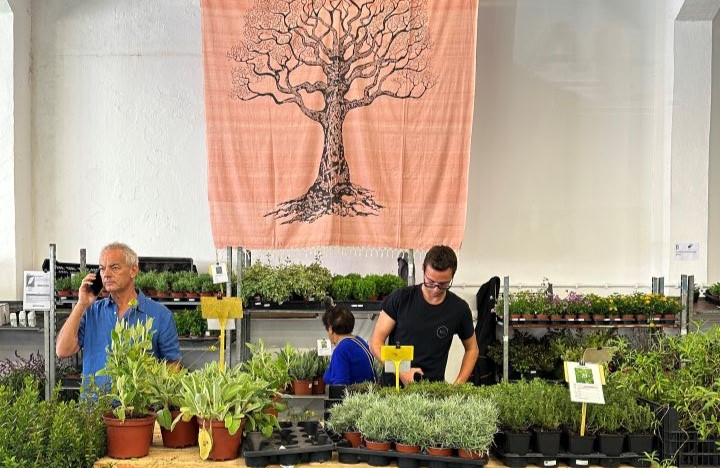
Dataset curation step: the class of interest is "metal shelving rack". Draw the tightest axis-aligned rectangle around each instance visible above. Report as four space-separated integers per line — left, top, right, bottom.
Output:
499 274 693 382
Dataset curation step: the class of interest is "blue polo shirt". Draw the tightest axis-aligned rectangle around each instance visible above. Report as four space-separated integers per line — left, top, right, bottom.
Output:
78 289 180 388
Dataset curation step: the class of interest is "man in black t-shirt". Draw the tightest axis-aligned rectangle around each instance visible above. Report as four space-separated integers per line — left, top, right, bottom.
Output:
370 245 479 385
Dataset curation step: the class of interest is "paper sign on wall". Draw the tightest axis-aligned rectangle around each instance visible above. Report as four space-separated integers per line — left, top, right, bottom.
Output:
23 271 51 311
674 242 699 261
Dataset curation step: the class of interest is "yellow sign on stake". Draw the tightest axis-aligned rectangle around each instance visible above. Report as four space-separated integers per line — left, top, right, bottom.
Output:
200 296 243 373
381 345 414 392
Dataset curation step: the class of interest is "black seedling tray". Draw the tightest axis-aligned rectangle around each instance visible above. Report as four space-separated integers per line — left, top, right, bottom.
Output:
242 423 334 467
336 445 488 468
494 450 650 468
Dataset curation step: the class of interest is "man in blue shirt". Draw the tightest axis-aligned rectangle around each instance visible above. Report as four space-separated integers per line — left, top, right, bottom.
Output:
56 242 180 388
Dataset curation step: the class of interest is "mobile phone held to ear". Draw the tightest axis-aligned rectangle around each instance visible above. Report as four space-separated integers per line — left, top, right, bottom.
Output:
90 269 103 296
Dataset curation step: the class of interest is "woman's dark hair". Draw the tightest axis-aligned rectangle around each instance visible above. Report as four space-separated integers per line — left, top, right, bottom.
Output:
322 305 355 335
423 245 458 275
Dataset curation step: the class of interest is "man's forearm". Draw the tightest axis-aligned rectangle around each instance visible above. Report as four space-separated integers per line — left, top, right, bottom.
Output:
55 301 87 357
453 347 479 384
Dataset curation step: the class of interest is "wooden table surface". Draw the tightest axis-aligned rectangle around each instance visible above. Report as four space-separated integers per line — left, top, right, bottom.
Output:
93 424 635 468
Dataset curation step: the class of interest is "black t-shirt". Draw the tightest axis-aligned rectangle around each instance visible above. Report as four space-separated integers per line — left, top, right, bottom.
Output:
381 285 474 382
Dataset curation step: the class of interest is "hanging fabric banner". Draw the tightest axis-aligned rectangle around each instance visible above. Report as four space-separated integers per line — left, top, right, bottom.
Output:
202 0 478 250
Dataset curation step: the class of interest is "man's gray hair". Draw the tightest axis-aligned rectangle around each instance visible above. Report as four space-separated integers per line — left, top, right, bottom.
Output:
101 242 139 268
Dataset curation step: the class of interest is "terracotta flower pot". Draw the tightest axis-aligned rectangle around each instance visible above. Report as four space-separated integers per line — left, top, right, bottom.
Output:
160 410 198 448
365 439 392 451
313 376 326 394
103 412 156 459
292 379 313 395
395 442 422 453
458 448 486 460
198 417 244 461
426 446 453 456
343 431 362 448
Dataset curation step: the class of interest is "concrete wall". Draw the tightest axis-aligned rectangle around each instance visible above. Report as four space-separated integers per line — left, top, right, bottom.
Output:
7 0 720 379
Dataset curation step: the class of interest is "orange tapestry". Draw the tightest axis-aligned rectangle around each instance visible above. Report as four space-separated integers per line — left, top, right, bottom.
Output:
202 0 478 250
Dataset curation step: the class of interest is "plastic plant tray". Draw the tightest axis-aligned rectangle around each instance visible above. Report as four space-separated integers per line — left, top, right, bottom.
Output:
242 422 334 468
494 450 650 468
336 445 489 468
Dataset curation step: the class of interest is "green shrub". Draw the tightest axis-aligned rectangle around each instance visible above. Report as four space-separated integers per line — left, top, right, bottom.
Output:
331 277 354 301
353 276 377 301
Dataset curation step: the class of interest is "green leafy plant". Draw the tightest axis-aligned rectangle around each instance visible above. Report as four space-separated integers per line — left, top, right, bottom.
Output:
242 340 292 391
70 269 89 291
175 361 266 437
452 395 499 456
375 274 406 297
353 276 378 301
331 276 354 301
96 318 158 421
54 276 72 292
355 391 393 442
147 362 187 430
326 391 367 434
488 380 533 433
288 349 319 381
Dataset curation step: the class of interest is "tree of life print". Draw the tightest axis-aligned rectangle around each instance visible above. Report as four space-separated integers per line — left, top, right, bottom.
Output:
228 0 437 224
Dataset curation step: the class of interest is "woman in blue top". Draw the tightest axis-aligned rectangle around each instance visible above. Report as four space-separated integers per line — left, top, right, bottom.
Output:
322 306 376 385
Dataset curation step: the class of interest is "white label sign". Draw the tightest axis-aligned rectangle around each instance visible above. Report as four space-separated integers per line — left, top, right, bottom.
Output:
23 271 51 311
674 242 699 261
566 361 605 404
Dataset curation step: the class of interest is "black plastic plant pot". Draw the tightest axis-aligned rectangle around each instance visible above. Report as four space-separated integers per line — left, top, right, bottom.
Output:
310 450 332 462
397 457 419 468
534 429 562 456
598 433 625 457
502 431 532 455
245 455 270 467
427 460 448 468
367 454 391 467
567 434 596 455
278 453 300 465
625 433 654 455
338 452 360 464
298 420 319 436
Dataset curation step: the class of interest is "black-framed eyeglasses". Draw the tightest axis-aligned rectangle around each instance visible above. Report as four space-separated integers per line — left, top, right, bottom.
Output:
423 275 453 290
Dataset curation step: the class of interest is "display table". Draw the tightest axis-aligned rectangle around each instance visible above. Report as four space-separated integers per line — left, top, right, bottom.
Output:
92 424 634 467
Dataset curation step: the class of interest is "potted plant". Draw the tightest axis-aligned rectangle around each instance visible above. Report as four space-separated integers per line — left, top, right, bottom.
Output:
353 276 378 301
313 354 329 395
70 269 89 298
175 361 266 461
55 275 72 298
152 271 172 299
288 350 318 396
454 396 498 459
331 275 354 301
304 262 332 300
384 394 430 453
326 391 367 447
622 401 658 456
97 319 159 459
375 274 406 299
355 392 393 450
147 362 198 448
526 379 569 456
489 380 533 455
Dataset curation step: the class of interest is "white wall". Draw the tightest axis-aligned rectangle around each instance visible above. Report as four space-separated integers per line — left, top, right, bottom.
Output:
0 0 32 300
25 0 695 299
5 0 715 381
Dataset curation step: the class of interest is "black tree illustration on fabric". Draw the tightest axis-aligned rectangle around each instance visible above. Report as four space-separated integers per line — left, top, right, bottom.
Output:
228 0 436 224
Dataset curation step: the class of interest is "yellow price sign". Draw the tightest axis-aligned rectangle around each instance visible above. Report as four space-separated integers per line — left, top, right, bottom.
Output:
200 297 243 373
200 297 243 319
381 345 414 362
381 345 414 392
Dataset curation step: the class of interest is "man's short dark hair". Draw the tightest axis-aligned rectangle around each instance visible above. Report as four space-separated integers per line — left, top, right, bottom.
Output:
422 245 458 275
322 306 355 335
